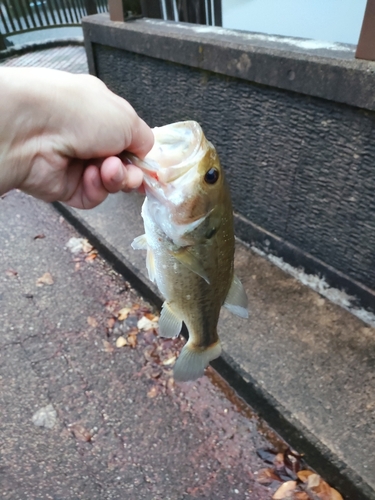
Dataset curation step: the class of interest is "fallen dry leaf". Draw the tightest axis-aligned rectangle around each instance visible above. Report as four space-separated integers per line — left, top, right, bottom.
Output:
85 252 97 262
127 333 137 348
144 312 159 321
117 307 131 321
69 423 91 442
107 317 116 329
116 336 128 348
307 474 321 489
87 316 98 328
257 468 282 485
66 237 93 254
272 481 297 499
297 470 314 483
162 355 177 366
147 386 158 398
293 493 309 500
102 339 114 353
5 269 18 277
329 488 343 500
33 233 45 240
36 272 54 286
306 474 332 500
166 377 174 391
137 316 159 331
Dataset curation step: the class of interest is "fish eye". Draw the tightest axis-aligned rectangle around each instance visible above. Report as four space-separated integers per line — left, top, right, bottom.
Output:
204 168 219 184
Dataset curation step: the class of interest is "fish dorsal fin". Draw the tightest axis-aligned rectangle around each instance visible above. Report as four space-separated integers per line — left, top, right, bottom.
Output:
224 274 249 318
171 248 210 284
131 234 148 250
159 302 183 338
146 247 156 283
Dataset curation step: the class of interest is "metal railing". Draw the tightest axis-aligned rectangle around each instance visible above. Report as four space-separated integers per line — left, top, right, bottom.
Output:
0 0 107 49
1 0 221 51
145 0 222 26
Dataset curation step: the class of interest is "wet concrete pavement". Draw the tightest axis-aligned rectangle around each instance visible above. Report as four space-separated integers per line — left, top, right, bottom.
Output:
0 191 281 499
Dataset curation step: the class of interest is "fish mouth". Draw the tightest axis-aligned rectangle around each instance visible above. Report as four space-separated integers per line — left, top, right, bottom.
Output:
124 121 206 186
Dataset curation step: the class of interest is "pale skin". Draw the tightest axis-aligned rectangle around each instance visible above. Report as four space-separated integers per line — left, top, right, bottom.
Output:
0 67 154 209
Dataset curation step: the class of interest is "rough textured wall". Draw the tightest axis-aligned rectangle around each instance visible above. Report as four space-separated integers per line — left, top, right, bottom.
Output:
93 44 375 294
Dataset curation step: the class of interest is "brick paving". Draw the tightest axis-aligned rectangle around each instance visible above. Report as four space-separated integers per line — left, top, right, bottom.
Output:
0 44 88 73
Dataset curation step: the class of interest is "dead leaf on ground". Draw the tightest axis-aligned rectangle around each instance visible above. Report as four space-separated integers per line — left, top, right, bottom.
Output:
102 339 114 353
66 237 93 254
305 474 332 500
147 386 158 398
329 488 344 500
87 316 98 328
107 317 116 329
36 272 54 286
137 316 159 331
162 355 177 366
116 336 128 348
293 493 309 500
5 269 18 277
85 251 97 262
297 470 314 483
257 468 282 485
33 233 45 240
127 333 137 348
117 307 131 321
272 480 297 499
144 312 159 321
69 423 92 442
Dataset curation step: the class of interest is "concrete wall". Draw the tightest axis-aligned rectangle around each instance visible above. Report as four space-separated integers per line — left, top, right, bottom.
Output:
82 14 375 311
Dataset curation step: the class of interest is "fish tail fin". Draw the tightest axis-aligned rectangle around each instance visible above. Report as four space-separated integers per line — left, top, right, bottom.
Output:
173 340 222 382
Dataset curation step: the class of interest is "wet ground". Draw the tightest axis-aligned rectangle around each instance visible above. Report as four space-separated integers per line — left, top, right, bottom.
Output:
0 190 283 499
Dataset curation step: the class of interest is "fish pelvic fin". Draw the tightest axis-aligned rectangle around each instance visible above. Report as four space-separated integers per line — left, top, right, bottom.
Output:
173 340 221 382
131 234 148 250
159 302 183 338
131 234 156 283
146 247 156 283
224 274 249 318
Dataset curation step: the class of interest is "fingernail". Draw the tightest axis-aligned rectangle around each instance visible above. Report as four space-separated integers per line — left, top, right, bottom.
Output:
112 164 125 184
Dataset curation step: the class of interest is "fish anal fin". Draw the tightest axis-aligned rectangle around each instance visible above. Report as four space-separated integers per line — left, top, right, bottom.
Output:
159 302 182 338
224 274 248 318
173 340 221 382
132 234 148 250
146 247 156 283
171 248 210 284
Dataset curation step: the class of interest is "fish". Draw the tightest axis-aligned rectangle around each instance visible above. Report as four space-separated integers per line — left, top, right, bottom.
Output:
128 121 248 382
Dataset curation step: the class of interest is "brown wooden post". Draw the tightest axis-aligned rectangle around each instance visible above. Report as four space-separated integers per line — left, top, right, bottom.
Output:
108 0 124 21
84 0 98 16
0 31 6 51
140 0 162 18
356 0 375 61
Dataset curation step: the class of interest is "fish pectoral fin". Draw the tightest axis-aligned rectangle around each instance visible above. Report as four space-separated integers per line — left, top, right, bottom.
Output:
173 340 222 382
131 234 148 250
224 274 249 318
146 247 156 283
171 248 210 284
159 302 183 338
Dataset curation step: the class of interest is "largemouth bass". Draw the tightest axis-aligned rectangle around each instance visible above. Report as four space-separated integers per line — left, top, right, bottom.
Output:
129 121 248 382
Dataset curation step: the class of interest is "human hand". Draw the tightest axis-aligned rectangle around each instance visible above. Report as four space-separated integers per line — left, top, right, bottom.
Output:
0 67 153 209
